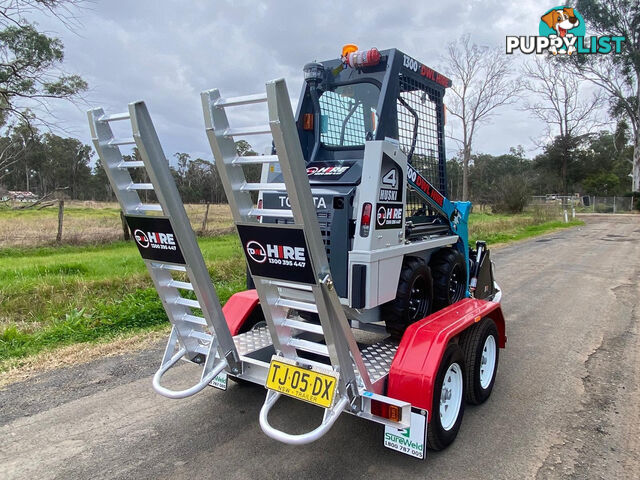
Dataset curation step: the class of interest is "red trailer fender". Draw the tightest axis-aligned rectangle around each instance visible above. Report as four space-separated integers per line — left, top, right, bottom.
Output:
222 289 260 335
387 298 506 417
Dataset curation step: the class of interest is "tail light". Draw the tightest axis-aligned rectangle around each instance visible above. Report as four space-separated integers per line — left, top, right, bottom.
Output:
360 202 372 237
371 399 402 422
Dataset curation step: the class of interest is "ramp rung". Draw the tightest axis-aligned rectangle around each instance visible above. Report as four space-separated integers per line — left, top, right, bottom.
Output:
127 182 154 190
181 313 207 326
151 263 186 272
232 155 279 165
240 182 286 191
224 125 271 137
175 297 201 309
281 318 323 334
268 280 313 291
194 344 210 356
101 112 130 122
117 161 144 168
189 331 212 342
216 93 267 107
276 298 318 313
288 338 329 357
134 203 163 212
108 137 136 146
247 208 294 218
167 280 194 291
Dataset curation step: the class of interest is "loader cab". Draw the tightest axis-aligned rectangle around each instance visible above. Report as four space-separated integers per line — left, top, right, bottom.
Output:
294 48 451 207
261 47 453 298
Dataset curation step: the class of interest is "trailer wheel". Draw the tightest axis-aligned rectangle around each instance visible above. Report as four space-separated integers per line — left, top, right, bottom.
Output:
427 343 466 451
383 257 433 340
460 318 499 405
430 248 466 310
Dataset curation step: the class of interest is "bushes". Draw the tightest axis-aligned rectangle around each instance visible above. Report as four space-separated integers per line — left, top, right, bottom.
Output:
491 174 530 214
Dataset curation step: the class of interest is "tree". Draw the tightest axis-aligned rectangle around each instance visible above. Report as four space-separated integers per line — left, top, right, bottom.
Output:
41 133 92 198
0 0 87 128
470 147 533 212
0 117 37 184
573 0 640 191
443 34 521 201
533 135 584 194
522 56 607 193
583 172 620 195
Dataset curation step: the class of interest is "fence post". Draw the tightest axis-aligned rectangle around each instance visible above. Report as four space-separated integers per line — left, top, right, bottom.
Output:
56 199 64 243
200 203 210 234
563 209 568 223
613 196 616 213
120 211 130 241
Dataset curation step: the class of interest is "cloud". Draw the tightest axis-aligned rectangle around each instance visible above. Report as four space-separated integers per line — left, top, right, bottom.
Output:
27 0 609 165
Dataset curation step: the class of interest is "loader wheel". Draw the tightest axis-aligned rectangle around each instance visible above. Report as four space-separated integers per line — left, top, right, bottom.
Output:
238 307 266 334
382 257 433 340
430 248 466 310
427 343 466 451
459 318 499 405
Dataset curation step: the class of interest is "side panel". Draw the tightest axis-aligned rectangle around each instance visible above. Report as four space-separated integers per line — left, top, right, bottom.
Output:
386 298 506 418
222 289 260 336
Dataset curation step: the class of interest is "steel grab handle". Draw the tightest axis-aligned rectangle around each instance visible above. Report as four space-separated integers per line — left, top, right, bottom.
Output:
152 347 227 399
259 390 349 445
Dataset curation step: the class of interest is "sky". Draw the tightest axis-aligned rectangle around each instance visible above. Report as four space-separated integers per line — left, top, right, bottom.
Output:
28 0 605 164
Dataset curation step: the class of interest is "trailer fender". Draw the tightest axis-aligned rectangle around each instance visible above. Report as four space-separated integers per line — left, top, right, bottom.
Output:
387 298 506 418
222 289 260 335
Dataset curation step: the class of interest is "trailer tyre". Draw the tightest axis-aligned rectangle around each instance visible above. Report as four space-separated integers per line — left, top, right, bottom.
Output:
430 248 466 310
427 343 466 451
459 318 499 405
383 257 433 340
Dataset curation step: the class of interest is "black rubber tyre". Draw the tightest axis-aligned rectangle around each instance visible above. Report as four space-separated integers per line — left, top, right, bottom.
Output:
427 343 466 451
459 318 499 405
237 306 266 334
382 257 433 340
430 248 467 310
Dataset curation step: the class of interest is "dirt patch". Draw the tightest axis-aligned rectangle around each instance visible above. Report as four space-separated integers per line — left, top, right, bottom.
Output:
0 328 170 389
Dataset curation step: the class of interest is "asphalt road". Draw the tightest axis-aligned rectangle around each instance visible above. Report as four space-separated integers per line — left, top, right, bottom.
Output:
1 215 639 480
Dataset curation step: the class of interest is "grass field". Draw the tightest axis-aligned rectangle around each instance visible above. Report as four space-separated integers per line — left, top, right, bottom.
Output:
0 204 583 373
0 201 234 248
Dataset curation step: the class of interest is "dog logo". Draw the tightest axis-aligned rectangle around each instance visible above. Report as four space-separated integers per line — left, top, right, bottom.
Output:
539 6 585 55
506 6 624 56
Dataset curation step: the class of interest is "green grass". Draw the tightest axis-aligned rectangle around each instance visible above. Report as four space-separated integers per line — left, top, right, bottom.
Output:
468 212 584 245
0 234 245 366
0 213 584 368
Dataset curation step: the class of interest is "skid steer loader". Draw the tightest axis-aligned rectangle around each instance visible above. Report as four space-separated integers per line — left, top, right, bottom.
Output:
88 45 505 458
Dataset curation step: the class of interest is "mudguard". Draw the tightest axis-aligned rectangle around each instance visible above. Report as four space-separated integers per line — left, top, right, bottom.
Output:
222 289 260 335
387 298 506 417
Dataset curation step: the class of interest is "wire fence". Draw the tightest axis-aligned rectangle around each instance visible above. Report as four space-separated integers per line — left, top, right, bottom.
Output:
530 195 637 214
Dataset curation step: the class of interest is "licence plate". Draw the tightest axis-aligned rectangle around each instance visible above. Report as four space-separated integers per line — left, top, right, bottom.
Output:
265 356 338 408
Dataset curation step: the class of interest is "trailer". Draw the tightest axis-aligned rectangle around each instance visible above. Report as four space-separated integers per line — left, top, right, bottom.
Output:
88 45 505 458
